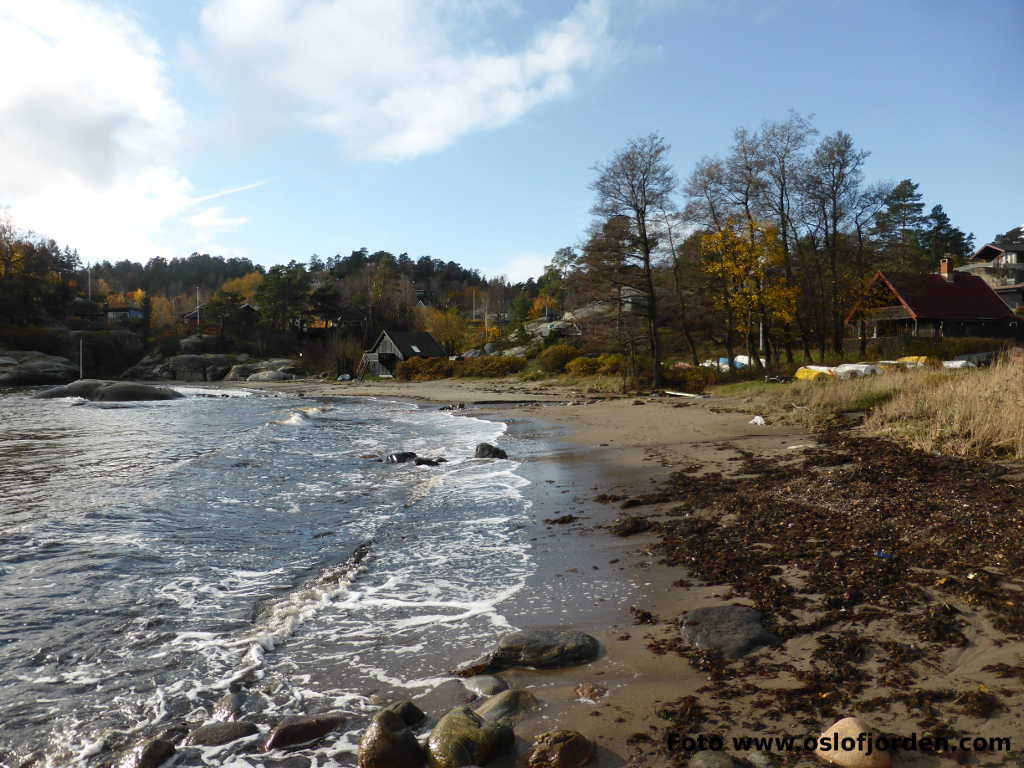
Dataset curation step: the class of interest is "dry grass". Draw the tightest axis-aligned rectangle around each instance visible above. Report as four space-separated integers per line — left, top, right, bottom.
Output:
864 358 1024 459
734 358 1024 459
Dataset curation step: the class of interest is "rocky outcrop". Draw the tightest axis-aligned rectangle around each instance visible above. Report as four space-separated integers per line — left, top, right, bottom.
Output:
473 443 508 460
425 707 512 768
35 380 185 402
678 605 778 659
526 730 593 768
263 713 346 751
184 721 259 747
357 710 425 768
454 629 599 676
474 688 538 725
0 350 79 385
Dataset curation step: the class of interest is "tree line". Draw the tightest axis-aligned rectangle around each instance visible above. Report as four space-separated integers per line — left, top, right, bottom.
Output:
541 112 988 386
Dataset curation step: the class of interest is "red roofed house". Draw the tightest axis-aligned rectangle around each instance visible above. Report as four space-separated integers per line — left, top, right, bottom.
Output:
846 258 1018 340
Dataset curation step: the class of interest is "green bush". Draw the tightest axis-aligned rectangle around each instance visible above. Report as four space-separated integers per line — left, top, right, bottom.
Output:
565 356 602 376
396 355 527 381
664 365 717 393
598 353 625 375
395 356 453 381
538 344 580 374
457 356 527 377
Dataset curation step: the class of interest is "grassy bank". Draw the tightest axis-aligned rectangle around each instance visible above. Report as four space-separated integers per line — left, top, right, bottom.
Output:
724 358 1024 460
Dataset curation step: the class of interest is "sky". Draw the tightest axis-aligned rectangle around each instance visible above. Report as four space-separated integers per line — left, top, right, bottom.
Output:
1 0 1021 283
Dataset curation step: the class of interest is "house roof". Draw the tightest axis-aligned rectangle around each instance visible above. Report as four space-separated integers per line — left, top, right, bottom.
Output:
847 271 1015 324
371 330 446 357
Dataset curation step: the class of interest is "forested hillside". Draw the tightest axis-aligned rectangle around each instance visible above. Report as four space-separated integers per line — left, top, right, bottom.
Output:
1 112 1005 382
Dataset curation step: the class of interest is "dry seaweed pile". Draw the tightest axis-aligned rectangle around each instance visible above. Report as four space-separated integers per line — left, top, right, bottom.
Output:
627 433 1024 764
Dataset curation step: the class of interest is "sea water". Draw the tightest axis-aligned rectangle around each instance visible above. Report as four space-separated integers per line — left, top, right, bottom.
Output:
0 388 533 766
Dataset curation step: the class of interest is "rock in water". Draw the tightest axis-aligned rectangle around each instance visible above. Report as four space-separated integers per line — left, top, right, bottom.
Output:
35 380 185 401
386 452 418 464
462 676 508 696
34 379 107 399
213 691 245 722
383 700 427 728
90 383 184 401
474 689 539 725
473 443 508 460
184 721 259 746
357 710 425 768
263 713 346 751
814 717 891 768
454 629 599 676
118 738 175 768
426 707 512 768
526 730 593 768
678 605 778 659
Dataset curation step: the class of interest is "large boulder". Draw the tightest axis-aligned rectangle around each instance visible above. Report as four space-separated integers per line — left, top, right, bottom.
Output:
224 363 266 381
526 730 593 768
263 713 346 751
474 443 508 460
678 605 778 660
35 380 184 402
357 710 425 768
426 707 512 768
474 688 539 726
454 629 599 676
0 350 78 386
248 370 295 382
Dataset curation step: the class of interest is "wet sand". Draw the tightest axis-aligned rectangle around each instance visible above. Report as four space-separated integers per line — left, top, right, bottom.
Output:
228 378 1024 767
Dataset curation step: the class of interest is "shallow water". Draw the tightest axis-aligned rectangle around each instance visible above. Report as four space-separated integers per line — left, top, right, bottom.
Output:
0 388 533 766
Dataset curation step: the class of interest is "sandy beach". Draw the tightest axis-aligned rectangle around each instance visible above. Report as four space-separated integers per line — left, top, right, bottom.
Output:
230 377 1024 768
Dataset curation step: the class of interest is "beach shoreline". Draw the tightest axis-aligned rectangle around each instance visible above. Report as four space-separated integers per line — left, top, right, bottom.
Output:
191 377 1024 767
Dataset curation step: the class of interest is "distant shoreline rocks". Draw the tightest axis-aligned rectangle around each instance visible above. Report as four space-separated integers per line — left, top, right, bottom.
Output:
0 350 79 386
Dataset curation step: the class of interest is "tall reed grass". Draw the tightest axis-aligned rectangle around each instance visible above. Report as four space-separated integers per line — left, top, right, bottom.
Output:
741 358 1024 459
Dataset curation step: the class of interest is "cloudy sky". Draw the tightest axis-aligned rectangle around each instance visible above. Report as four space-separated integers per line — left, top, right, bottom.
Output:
1 0 1020 282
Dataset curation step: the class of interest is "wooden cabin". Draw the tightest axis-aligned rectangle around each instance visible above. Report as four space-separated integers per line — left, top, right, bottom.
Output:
846 259 1017 339
358 330 446 377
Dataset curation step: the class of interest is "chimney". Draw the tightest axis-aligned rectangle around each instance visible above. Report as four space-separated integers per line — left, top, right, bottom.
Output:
939 257 954 282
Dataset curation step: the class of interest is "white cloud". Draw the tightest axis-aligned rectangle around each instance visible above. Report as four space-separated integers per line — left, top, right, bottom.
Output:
194 0 611 161
0 0 253 262
503 253 549 283
187 206 248 234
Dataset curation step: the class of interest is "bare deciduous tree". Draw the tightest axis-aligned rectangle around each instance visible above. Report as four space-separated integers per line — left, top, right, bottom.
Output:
591 133 677 387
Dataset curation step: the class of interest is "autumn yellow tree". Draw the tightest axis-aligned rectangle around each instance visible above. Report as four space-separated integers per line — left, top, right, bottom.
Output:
220 271 264 304
414 305 468 354
701 219 796 371
529 295 558 319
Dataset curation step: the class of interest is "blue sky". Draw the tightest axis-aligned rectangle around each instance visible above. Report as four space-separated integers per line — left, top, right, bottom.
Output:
1 0 1020 282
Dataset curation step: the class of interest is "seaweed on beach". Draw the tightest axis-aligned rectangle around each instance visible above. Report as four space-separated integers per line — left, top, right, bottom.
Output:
626 430 1024 747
